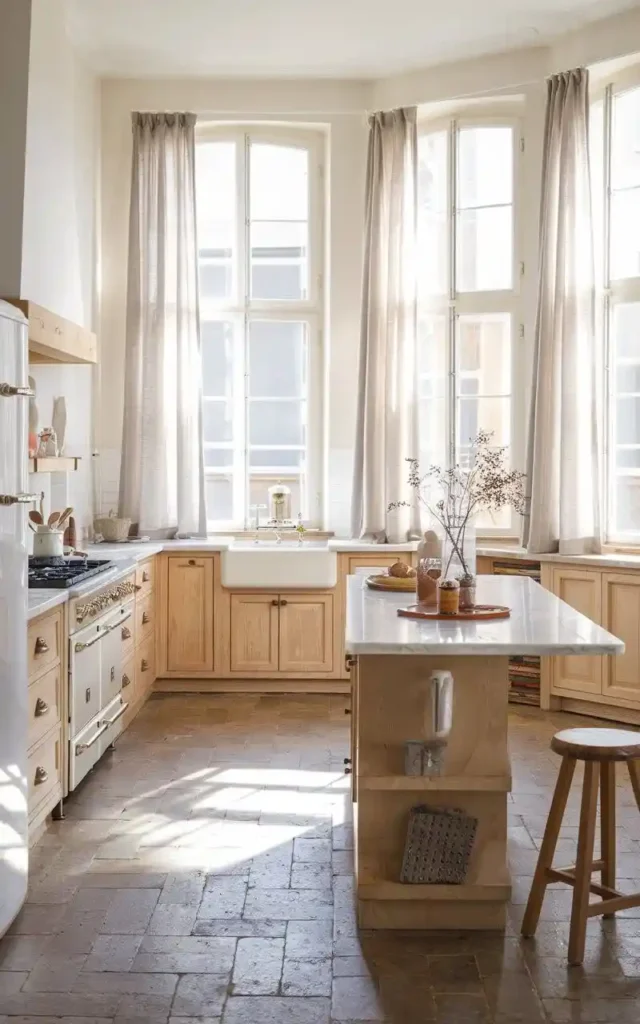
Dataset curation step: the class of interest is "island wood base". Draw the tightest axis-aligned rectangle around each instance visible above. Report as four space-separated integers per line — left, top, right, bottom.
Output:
352 653 512 930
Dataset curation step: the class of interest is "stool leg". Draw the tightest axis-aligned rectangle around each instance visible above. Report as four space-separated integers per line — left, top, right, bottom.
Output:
600 762 616 917
628 760 640 813
569 760 599 966
522 754 575 938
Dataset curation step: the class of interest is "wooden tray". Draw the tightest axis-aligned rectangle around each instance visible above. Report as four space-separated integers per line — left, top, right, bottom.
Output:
397 603 511 621
366 574 417 593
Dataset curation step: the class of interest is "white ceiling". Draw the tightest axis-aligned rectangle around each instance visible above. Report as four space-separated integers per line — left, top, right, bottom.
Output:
66 0 637 79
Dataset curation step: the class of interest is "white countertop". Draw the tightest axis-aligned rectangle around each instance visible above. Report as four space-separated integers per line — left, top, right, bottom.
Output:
477 545 640 571
28 590 68 621
345 574 624 656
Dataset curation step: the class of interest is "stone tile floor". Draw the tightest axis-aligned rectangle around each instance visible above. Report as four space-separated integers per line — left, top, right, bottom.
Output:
2 694 640 1022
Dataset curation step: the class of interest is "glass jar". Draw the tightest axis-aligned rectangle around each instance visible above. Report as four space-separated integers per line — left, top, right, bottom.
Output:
268 481 292 522
437 578 460 615
458 574 477 611
441 516 476 580
416 558 441 607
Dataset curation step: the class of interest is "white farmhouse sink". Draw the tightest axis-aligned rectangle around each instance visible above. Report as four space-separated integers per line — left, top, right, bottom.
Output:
222 540 337 589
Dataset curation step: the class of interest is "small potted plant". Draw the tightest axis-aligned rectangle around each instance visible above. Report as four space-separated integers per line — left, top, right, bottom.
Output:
390 430 527 607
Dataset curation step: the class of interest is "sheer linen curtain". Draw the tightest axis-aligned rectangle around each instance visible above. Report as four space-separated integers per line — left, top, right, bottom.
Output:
351 107 420 543
523 69 601 555
119 112 206 538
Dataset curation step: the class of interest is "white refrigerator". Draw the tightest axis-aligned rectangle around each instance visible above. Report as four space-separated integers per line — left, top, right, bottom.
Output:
0 300 32 936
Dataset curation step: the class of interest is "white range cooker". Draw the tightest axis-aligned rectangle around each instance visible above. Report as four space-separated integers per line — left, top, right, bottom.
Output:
29 559 137 790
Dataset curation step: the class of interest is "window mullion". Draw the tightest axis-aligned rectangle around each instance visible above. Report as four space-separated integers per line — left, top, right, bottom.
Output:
448 119 458 469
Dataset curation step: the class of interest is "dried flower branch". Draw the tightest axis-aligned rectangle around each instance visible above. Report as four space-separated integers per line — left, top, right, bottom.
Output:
389 429 526 577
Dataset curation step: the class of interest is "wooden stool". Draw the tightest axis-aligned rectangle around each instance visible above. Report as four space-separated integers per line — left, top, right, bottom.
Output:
522 727 640 966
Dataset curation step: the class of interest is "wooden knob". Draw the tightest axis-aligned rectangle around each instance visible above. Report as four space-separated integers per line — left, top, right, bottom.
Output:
34 637 50 655
122 673 131 687
34 697 50 717
34 766 48 785
121 626 132 640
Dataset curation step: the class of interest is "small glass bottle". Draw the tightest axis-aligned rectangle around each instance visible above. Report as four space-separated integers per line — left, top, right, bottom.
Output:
416 530 441 608
437 578 460 615
458 573 477 611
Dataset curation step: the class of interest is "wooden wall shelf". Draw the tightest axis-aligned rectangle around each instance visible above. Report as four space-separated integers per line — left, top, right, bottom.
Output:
3 298 97 365
29 457 80 473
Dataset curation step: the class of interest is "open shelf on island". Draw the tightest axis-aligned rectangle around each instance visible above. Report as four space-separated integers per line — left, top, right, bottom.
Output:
358 880 512 901
29 457 80 473
359 774 512 792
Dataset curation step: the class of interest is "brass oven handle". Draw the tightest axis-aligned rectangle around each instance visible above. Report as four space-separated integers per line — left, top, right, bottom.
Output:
103 701 129 727
34 637 50 655
0 383 35 398
122 672 131 688
106 611 132 633
75 722 109 754
74 628 107 652
34 766 48 785
34 697 50 717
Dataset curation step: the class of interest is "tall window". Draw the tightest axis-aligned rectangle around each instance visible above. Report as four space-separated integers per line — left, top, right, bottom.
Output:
418 119 519 530
195 127 324 529
593 82 640 543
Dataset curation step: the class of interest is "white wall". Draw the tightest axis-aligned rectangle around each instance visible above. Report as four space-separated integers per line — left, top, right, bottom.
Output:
22 0 100 539
98 77 370 532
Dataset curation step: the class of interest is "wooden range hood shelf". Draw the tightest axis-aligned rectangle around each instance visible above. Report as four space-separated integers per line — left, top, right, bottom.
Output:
3 298 97 365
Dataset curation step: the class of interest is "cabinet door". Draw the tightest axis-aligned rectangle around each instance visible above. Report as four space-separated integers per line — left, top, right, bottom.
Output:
602 573 640 705
166 557 214 672
551 569 602 695
279 594 334 673
230 594 279 673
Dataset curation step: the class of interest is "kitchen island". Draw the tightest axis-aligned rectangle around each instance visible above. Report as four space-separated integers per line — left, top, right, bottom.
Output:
345 573 624 930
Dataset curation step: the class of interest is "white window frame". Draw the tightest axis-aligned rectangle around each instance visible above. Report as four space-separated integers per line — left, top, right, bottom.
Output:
417 112 523 537
592 66 640 546
196 123 325 531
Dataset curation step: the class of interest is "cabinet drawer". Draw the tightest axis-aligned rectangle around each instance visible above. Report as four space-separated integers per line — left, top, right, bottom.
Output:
136 559 155 600
137 634 156 695
28 730 61 819
346 555 410 575
137 593 155 645
121 653 137 704
28 665 62 749
28 608 63 680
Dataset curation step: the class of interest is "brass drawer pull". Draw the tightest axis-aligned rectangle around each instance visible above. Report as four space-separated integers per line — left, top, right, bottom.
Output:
34 697 50 717
34 766 49 785
75 628 107 652
142 570 150 582
345 656 356 671
122 673 131 688
104 701 129 727
121 626 132 640
34 637 50 655
142 611 150 625
141 658 149 671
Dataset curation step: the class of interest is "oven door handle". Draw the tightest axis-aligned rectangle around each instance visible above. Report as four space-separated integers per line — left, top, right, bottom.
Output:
75 722 109 754
74 629 108 653
106 610 133 633
103 701 129 727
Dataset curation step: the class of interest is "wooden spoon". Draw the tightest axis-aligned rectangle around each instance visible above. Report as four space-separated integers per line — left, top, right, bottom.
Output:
48 512 60 527
29 510 43 526
56 506 74 530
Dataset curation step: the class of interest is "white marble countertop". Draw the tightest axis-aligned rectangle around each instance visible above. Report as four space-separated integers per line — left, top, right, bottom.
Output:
345 574 625 656
477 544 640 570
28 590 68 621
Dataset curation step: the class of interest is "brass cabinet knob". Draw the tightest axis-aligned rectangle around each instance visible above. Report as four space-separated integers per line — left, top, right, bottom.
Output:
142 571 150 582
344 767 352 775
121 626 132 640
344 758 352 765
271 598 279 606
34 766 49 785
34 637 50 655
142 611 150 625
135 583 143 591
34 697 50 717
141 659 149 671
345 656 356 671
122 673 131 688
188 559 196 566
280 599 288 607
344 708 351 715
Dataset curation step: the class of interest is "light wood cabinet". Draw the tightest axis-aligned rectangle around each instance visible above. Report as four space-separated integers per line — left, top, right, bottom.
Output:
4 298 97 364
279 594 334 674
27 605 65 840
551 568 603 695
230 594 279 673
166 556 214 673
602 573 640 705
